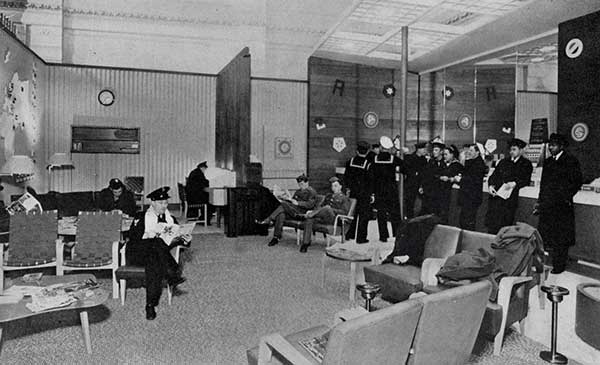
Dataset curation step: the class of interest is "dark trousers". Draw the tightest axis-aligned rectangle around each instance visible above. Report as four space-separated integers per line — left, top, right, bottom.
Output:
459 202 480 231
126 238 180 306
548 245 569 271
268 201 306 239
302 207 336 244
421 193 442 219
404 186 419 219
376 199 402 241
346 197 370 243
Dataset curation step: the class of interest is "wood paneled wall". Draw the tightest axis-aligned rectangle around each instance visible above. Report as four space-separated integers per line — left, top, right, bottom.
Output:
308 57 515 193
45 65 216 199
251 79 307 189
216 47 251 186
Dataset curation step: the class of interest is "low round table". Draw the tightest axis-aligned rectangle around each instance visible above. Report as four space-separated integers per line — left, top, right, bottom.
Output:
323 248 372 302
576 283 600 350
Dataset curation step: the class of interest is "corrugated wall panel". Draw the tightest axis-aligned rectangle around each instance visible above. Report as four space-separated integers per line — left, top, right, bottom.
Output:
45 66 216 202
515 91 557 141
251 79 307 189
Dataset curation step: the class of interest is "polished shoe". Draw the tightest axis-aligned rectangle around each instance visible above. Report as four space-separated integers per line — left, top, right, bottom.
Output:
356 240 369 244
551 267 566 274
379 238 388 243
267 237 280 247
255 218 271 225
299 243 310 253
146 305 157 320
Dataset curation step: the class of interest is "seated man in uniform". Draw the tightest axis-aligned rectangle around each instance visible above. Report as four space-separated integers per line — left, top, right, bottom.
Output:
257 174 317 247
300 177 351 253
97 178 137 216
127 187 192 320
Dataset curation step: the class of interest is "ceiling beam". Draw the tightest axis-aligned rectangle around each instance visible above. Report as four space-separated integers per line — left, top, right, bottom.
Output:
309 0 363 54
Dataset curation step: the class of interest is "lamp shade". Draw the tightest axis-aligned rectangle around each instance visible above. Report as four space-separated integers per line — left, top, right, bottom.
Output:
0 155 35 175
47 152 73 167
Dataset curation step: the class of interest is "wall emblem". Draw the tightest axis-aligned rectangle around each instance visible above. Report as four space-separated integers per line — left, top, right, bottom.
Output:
274 137 293 159
571 122 589 142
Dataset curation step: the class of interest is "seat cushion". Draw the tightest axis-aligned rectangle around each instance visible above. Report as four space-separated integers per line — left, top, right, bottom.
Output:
363 264 422 302
423 225 461 259
247 325 329 365
115 265 146 280
64 258 113 267
5 257 55 267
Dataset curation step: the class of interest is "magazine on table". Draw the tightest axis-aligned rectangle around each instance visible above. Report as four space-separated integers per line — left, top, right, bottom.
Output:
23 279 101 312
298 330 330 363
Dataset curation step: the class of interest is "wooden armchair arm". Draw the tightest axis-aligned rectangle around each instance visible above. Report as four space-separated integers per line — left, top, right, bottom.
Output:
119 241 127 264
56 237 65 267
258 333 313 365
420 258 446 286
111 240 120 264
496 276 532 310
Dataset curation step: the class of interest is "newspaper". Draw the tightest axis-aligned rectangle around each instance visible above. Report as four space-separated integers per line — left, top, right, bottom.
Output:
6 193 42 215
298 330 330 363
24 279 101 312
158 222 195 246
272 185 293 202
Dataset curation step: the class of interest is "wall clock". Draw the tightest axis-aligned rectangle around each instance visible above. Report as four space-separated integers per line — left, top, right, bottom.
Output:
457 114 473 130
363 111 379 128
98 89 115 106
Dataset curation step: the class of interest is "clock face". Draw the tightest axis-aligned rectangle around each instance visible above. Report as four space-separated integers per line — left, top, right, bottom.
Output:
98 89 115 106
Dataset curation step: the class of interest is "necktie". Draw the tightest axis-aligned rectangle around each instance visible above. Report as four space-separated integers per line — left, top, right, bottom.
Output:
158 214 166 223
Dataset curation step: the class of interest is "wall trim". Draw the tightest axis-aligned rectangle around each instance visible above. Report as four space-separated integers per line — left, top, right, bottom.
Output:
251 76 308 84
46 62 218 77
516 90 558 95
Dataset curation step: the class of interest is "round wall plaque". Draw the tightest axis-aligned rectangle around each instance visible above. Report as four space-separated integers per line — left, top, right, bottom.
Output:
571 122 589 142
457 114 473 130
363 111 379 128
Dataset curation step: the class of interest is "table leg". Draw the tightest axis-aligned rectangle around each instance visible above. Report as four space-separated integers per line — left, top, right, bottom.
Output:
80 311 92 354
0 326 3 354
350 262 356 302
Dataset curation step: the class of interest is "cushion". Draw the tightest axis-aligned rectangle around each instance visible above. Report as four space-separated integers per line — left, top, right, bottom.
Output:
363 264 422 302
5 257 55 267
458 230 494 253
423 225 461 259
64 258 113 267
115 265 146 280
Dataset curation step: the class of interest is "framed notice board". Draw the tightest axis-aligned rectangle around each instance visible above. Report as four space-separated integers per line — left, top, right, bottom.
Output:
529 118 548 144
71 126 140 154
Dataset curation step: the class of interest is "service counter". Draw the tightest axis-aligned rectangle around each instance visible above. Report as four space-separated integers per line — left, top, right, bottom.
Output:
446 185 600 266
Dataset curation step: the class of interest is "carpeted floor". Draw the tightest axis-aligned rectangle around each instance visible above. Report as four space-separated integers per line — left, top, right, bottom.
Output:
0 232 582 364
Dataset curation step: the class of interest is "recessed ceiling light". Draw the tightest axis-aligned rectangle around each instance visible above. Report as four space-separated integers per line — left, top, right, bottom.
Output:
539 45 557 53
530 57 545 62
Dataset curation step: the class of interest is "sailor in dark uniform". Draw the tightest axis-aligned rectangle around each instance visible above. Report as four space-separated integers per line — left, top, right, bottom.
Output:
438 145 463 224
485 138 533 234
186 161 213 224
301 177 351 252
127 187 191 320
366 143 381 163
371 137 404 241
536 133 582 274
457 144 487 230
403 142 428 219
97 178 137 217
345 141 372 244
420 141 445 217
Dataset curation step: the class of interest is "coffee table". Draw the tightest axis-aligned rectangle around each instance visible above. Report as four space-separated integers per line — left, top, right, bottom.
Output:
0 274 108 354
323 248 372 302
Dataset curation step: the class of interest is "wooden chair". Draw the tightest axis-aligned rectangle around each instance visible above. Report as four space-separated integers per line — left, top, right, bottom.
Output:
116 243 187 306
124 176 145 212
420 257 533 355
315 198 357 247
177 182 207 226
0 210 58 293
56 211 121 299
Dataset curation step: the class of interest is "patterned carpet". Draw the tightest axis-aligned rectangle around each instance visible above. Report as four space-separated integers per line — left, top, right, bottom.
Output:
0 232 582 365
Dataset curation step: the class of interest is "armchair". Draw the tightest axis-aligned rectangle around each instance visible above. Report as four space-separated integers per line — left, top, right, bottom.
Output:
56 211 121 299
420 257 532 355
178 182 207 226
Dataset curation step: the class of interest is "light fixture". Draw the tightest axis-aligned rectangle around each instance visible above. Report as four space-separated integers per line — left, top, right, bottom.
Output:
0 155 35 175
47 152 74 170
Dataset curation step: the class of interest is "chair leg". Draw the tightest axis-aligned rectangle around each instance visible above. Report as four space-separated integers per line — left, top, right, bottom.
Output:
119 279 126 306
296 230 301 246
0 269 4 294
350 262 356 302
519 319 526 335
167 285 172 305
204 204 208 227
80 311 92 354
111 269 118 299
493 331 504 355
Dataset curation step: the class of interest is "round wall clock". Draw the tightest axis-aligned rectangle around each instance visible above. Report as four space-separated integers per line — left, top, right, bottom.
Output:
571 122 589 142
363 111 379 128
457 114 473 130
98 89 115 106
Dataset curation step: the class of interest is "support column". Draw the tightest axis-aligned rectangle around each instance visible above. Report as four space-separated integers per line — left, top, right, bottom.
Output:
399 26 408 219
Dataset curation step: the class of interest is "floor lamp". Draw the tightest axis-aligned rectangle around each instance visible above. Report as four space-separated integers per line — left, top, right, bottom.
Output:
47 153 74 191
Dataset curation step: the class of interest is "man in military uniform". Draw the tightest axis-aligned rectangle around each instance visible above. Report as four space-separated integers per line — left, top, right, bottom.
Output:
536 133 582 274
127 187 191 320
485 138 533 234
300 177 351 252
420 141 445 217
403 142 428 219
371 137 404 241
366 143 381 163
457 144 487 230
97 178 137 216
258 174 317 247
345 141 372 244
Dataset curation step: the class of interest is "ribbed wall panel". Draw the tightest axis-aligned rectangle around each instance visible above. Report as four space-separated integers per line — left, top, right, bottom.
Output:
251 79 307 188
45 66 216 201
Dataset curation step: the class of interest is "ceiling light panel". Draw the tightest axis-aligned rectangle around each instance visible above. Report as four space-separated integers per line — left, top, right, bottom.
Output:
439 0 534 16
320 36 379 55
348 0 435 27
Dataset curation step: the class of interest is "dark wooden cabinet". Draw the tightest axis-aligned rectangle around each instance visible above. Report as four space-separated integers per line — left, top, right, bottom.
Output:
225 185 278 237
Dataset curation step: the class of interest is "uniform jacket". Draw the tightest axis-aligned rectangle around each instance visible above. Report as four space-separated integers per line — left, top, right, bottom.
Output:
186 167 210 204
322 191 351 216
421 157 445 197
538 151 582 211
403 152 427 190
370 152 404 199
440 160 464 192
345 155 371 199
488 156 533 204
292 187 318 210
128 208 179 244
459 156 487 206
97 187 137 216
